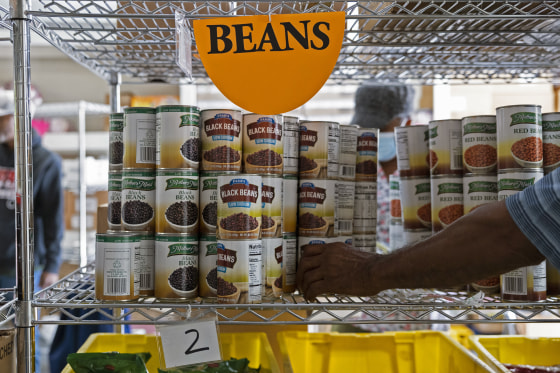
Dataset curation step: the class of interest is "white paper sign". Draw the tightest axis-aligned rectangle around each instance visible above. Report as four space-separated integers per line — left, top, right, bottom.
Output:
159 320 221 368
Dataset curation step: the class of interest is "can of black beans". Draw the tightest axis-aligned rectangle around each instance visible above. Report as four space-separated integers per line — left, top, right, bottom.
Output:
339 124 359 181
497 169 544 201
200 109 242 172
217 174 262 240
389 175 401 220
402 228 431 246
299 121 339 180
356 128 379 182
353 181 377 220
337 179 355 236
262 237 283 299
199 171 231 236
430 175 463 233
242 113 283 174
109 113 124 170
154 234 199 300
298 179 337 237
95 232 140 301
395 125 430 177
155 169 199 235
463 173 498 215
138 232 155 297
123 107 156 169
282 174 298 234
155 105 200 170
399 176 431 230
282 116 299 175
389 219 404 251
542 112 560 174
428 119 463 176
261 175 282 238
496 104 543 170
199 235 217 298
107 170 122 230
217 239 262 304
282 233 297 294
121 169 156 232
461 115 497 174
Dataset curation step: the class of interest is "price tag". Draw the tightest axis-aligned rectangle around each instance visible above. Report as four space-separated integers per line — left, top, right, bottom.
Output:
159 320 221 368
175 11 193 80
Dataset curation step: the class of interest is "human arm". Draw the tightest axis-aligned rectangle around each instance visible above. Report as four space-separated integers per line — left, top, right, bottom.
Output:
40 271 59 288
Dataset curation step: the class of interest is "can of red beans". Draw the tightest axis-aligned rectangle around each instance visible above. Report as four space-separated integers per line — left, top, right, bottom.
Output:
282 116 300 175
395 125 430 177
542 112 560 174
389 175 401 220
154 234 199 300
399 176 431 230
242 113 283 174
428 119 463 176
430 175 463 233
355 128 379 182
339 124 359 181
282 233 297 294
496 104 543 170
461 115 497 174
217 174 262 240
402 228 431 246
389 219 404 251
107 170 122 231
217 239 262 304
200 109 242 172
123 107 157 169
462 173 498 215
121 169 156 232
109 113 124 170
199 235 217 298
299 121 340 180
353 181 377 221
261 175 282 238
497 169 544 201
298 179 337 237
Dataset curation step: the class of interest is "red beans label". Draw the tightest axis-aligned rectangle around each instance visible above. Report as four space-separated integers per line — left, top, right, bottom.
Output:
201 109 242 171
299 121 340 180
399 176 431 230
430 176 463 233
462 174 498 214
497 170 543 201
298 179 337 237
428 119 463 175
198 235 218 298
356 128 378 181
395 125 430 177
462 116 497 174
243 114 283 174
542 112 560 174
261 176 282 238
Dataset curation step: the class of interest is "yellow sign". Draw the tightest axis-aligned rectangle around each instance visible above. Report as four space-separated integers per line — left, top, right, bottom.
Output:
193 12 345 114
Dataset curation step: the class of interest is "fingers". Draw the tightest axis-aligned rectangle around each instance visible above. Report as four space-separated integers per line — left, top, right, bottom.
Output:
298 267 325 301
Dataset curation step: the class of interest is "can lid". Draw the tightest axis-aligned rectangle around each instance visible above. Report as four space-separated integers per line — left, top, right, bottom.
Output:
155 105 200 113
496 104 542 110
461 115 496 122
124 107 156 114
155 233 198 242
497 168 544 174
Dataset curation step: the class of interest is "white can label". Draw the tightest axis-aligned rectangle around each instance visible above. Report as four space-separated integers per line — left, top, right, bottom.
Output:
428 120 463 175
217 240 262 304
395 126 430 177
282 116 299 174
431 176 463 233
337 180 355 236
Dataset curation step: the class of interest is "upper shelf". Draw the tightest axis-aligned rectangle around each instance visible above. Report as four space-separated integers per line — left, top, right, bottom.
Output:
3 1 560 85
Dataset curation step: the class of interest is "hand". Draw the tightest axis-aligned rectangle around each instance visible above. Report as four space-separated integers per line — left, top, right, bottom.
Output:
296 242 380 301
39 271 59 289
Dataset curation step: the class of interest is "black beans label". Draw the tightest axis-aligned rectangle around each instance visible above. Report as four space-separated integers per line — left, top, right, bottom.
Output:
167 243 198 257
220 180 259 205
247 119 282 142
299 128 318 148
204 242 218 256
357 134 377 153
217 247 237 269
204 114 241 138
261 185 276 205
202 178 217 191
299 183 326 205
180 114 200 127
123 178 156 191
274 244 282 264
510 112 540 126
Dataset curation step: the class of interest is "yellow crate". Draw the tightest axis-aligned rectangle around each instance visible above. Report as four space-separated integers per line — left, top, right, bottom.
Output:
278 330 493 373
448 325 475 349
469 335 560 373
61 332 280 373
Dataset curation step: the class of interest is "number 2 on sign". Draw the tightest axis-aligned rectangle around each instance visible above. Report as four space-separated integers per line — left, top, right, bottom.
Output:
185 329 210 355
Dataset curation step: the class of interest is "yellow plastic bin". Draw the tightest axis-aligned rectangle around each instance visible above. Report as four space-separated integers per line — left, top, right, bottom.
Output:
469 335 560 373
61 332 280 373
278 330 493 373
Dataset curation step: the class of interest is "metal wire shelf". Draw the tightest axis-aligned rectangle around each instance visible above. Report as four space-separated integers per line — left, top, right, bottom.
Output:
33 263 560 325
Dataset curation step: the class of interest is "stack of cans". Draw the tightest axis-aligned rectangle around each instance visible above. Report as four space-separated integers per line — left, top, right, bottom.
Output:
337 124 358 247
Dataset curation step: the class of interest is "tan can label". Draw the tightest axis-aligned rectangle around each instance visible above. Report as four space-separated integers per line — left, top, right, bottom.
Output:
337 180 355 236
199 235 217 298
462 115 497 174
428 119 463 175
243 114 283 174
497 170 544 201
261 176 282 238
121 169 155 232
217 239 262 304
282 234 297 293
156 105 200 169
399 176 431 230
501 261 547 301
542 112 560 174
200 109 242 171
138 234 155 296
496 105 543 169
282 116 299 175
199 172 218 235
353 181 377 220
356 128 378 181
352 234 376 250
154 234 199 300
395 125 430 177
155 169 199 234
108 171 122 230
109 113 124 170
123 107 156 169
463 174 498 215
282 175 298 234
352 218 376 235
299 121 340 179
298 179 337 237
431 175 464 233
217 174 262 240
263 237 283 298
339 124 359 180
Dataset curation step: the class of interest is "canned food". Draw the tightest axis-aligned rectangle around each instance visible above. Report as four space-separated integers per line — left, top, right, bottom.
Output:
546 261 560 297
217 174 262 240
200 109 242 171
298 179 337 237
217 239 262 304
356 128 379 182
199 235 217 298
428 119 463 175
121 169 156 232
242 114 283 174
261 176 282 238
107 170 122 230
462 115 497 174
389 175 401 219
389 219 404 251
282 174 298 234
154 234 199 300
339 124 359 180
352 218 376 235
155 105 200 169
431 175 463 233
402 228 431 246
299 121 339 179
123 107 156 169
263 237 283 298
501 261 546 302
399 176 431 230
542 112 560 174
497 169 544 201
496 104 543 170
336 180 355 236
395 125 430 177
282 233 297 294
199 172 220 236
463 173 498 215
109 113 124 170
138 233 155 296
282 116 299 175
155 169 199 234
353 181 377 220
352 233 376 249
95 232 140 301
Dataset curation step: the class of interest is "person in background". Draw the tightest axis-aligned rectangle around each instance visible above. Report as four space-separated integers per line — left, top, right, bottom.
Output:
0 87 64 372
350 82 415 247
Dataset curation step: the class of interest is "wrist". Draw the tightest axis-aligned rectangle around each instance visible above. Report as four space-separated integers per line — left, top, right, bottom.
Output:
366 252 392 295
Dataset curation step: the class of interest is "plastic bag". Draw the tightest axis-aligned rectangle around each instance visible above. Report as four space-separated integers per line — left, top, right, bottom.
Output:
67 352 151 373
